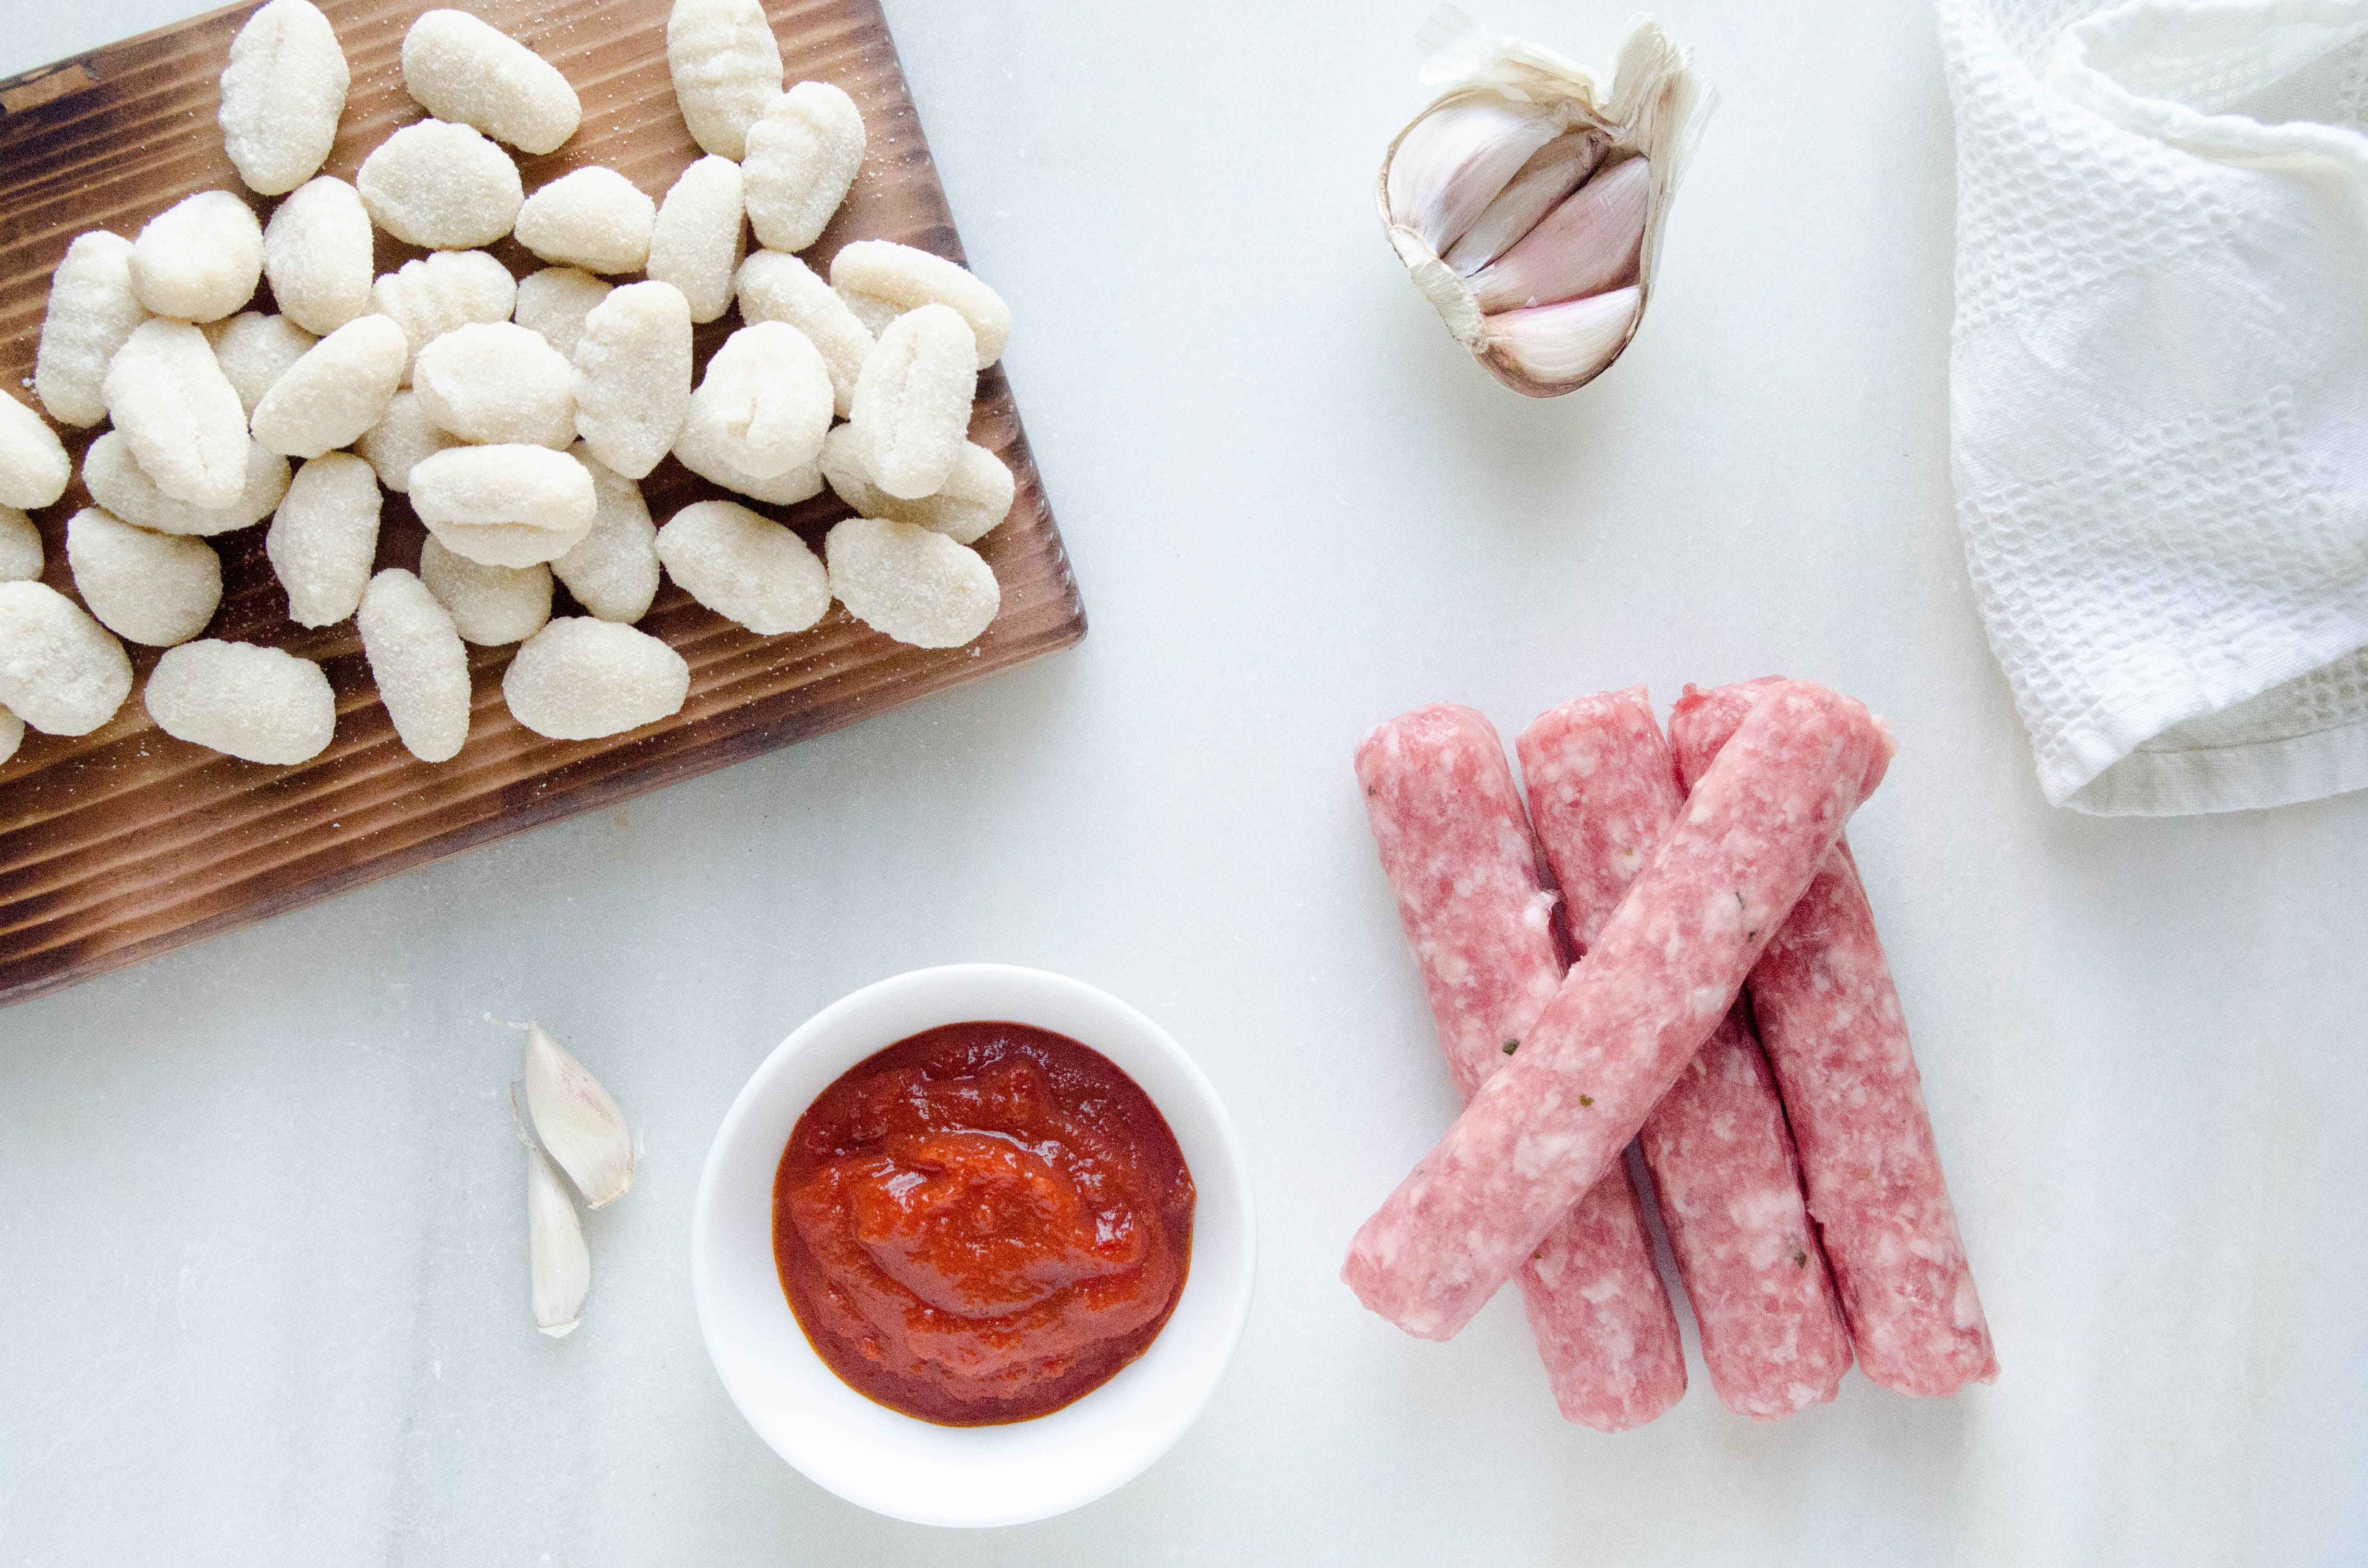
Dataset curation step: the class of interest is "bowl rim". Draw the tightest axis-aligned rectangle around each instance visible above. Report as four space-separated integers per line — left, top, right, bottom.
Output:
691 963 1258 1528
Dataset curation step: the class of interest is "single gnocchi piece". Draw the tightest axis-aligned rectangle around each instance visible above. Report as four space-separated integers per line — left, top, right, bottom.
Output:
670 416 823 506
413 322 576 450
420 534 552 646
402 10 581 156
355 392 463 494
569 281 691 480
515 168 656 275
742 83 864 255
83 432 291 538
647 157 746 324
683 321 832 481
262 177 374 336
735 250 872 416
205 312 316 416
513 267 613 361
847 304 976 500
830 240 1011 368
503 617 689 739
358 120 525 250
267 453 382 627
655 499 828 636
820 425 1014 545
0 580 134 736
35 232 148 429
372 251 519 384
554 444 660 624
249 314 408 461
358 569 471 762
0 394 70 511
409 445 597 568
0 508 41 582
666 0 783 160
145 640 336 764
128 192 264 324
220 0 350 196
103 320 250 510
66 507 222 647
825 516 999 649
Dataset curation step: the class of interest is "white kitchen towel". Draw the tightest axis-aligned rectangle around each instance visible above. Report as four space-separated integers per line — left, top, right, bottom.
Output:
1938 0 2368 814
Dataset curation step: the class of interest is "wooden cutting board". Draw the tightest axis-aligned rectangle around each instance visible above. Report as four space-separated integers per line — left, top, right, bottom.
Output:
0 0 1085 1009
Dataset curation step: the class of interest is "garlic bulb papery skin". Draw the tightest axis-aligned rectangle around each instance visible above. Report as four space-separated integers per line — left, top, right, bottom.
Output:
1378 6 1712 397
528 1141 590 1337
522 1021 635 1208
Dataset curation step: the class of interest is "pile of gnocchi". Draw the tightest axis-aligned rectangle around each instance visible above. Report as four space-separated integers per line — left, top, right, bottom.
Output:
0 0 1016 770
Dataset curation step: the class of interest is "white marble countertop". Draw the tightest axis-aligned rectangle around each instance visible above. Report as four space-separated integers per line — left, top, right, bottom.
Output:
7 2 2366 1563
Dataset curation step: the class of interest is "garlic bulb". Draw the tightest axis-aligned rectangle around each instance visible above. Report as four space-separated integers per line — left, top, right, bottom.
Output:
1379 7 1712 397
527 1141 590 1337
522 1021 635 1208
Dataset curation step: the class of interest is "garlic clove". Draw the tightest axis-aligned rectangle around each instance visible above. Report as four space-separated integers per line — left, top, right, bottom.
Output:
1469 155 1648 315
1481 286 1642 390
1383 98 1563 256
528 1141 590 1337
522 1022 635 1208
1443 131 1603 276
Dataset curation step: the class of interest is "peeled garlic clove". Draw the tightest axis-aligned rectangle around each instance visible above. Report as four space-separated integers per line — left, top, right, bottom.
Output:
1443 131 1602 276
1470 155 1647 314
1481 285 1641 392
522 1022 635 1208
1383 98 1562 256
528 1142 589 1337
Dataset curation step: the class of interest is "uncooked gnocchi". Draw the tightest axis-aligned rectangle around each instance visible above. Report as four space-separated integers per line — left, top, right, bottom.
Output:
35 232 148 429
355 393 463 495
655 499 828 636
402 9 581 156
666 0 784 160
648 157 746 324
515 168 656 276
420 535 553 647
683 320 832 481
570 282 692 480
413 322 576 450
0 393 70 511
503 617 689 740
103 320 250 511
0 581 134 736
82 432 291 539
513 267 613 361
357 569 471 763
372 250 519 384
206 313 316 416
847 303 976 500
830 240 1012 368
824 516 999 649
743 83 865 255
819 425 1014 545
219 0 350 197
358 120 525 250
66 508 223 648
0 509 41 582
249 314 408 461
267 453 382 627
262 177 374 336
408 445 597 568
129 191 264 324
735 250 872 416
145 640 336 764
553 445 661 625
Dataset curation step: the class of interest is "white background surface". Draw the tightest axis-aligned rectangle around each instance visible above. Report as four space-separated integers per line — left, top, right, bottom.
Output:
4 1 2365 1564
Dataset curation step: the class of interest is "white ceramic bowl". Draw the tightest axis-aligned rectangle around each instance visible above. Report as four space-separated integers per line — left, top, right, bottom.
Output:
692 964 1257 1528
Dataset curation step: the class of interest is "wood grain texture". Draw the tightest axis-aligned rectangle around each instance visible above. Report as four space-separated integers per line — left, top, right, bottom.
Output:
0 0 1084 1008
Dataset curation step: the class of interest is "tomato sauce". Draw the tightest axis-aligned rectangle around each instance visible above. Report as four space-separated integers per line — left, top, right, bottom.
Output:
773 1021 1196 1425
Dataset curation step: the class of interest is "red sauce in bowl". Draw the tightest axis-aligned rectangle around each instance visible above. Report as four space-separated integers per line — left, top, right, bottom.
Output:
772 1021 1196 1425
